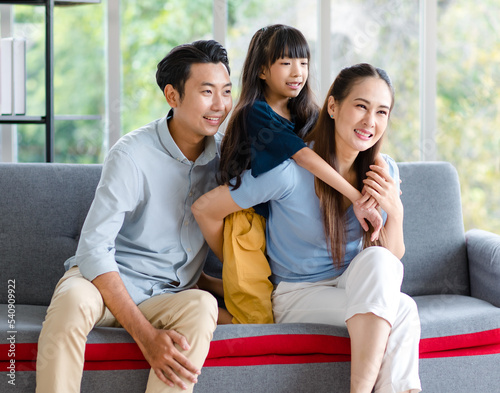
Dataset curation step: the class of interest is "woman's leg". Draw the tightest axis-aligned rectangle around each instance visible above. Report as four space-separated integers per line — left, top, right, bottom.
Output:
271 266 393 393
374 294 421 393
338 247 403 393
271 247 403 327
340 247 420 393
271 277 347 325
346 313 391 393
272 247 420 393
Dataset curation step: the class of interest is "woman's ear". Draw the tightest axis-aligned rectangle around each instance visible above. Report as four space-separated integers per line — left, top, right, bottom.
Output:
327 95 336 119
164 84 180 108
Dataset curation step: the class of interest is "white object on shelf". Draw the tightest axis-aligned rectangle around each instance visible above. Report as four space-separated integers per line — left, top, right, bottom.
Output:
1 37 14 115
13 37 26 115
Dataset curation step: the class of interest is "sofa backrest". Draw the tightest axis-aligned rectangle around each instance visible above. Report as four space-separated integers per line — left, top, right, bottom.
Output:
0 163 102 306
398 161 469 297
0 161 470 306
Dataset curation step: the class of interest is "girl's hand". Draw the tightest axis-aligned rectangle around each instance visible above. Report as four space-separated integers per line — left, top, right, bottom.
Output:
362 164 403 221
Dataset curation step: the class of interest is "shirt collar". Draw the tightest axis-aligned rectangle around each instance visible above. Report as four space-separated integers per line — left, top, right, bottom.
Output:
157 109 218 166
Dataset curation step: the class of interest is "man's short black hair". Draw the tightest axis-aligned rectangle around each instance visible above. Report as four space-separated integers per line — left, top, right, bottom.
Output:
156 40 230 99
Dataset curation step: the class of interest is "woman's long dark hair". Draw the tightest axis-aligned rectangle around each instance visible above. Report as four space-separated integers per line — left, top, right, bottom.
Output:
304 63 395 268
218 24 319 188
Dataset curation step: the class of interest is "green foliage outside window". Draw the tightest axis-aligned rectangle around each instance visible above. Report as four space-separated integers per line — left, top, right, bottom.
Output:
7 0 500 234
120 0 213 132
14 4 105 163
437 0 500 232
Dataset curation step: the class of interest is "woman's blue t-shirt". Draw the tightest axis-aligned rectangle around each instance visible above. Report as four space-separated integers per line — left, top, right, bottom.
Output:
229 155 400 285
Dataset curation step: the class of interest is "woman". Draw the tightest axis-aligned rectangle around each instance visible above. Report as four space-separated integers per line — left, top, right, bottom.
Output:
216 24 381 325
192 63 421 393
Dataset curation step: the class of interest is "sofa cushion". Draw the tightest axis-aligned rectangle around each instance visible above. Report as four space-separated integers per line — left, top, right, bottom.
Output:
2 294 499 373
466 229 500 307
398 162 469 297
415 295 500 357
0 163 102 306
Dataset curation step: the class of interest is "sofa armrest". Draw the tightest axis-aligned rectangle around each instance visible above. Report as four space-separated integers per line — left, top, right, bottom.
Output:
466 229 500 307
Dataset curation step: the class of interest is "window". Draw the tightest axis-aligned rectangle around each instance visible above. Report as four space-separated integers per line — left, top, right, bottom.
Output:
328 0 420 162
437 0 500 232
5 3 105 163
225 0 317 101
1 0 499 233
120 0 213 133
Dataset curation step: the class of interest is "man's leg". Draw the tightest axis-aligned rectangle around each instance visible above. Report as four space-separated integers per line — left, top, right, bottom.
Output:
36 266 110 393
139 289 218 393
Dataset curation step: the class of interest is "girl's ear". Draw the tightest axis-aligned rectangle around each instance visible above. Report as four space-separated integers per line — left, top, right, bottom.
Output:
164 85 180 108
327 95 336 119
259 66 267 80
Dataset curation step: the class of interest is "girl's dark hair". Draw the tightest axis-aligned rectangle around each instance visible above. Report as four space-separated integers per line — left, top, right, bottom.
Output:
156 40 230 99
218 24 319 188
304 63 395 267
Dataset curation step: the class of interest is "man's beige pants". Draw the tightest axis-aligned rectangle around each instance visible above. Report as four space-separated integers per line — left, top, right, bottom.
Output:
36 266 218 393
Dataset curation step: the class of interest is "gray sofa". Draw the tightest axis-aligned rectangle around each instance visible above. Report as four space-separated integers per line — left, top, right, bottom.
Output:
1 161 499 393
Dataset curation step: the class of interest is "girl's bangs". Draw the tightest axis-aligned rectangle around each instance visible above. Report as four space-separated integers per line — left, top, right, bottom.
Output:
270 32 310 62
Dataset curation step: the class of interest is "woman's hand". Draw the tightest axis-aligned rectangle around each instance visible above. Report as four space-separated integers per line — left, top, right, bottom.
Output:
353 194 383 242
362 164 403 220
362 164 405 259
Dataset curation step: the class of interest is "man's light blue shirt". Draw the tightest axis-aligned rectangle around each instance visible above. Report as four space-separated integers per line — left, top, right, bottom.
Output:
229 155 399 285
66 114 220 304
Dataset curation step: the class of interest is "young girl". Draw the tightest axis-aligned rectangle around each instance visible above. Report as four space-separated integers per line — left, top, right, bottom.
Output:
216 25 382 324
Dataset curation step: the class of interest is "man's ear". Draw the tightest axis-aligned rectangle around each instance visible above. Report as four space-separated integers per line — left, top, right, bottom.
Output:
164 84 180 108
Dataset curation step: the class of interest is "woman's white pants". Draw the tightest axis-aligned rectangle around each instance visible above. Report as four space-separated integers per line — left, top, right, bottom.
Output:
272 246 422 393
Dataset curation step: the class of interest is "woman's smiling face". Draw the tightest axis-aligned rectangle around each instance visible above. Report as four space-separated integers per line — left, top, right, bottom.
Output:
328 76 393 155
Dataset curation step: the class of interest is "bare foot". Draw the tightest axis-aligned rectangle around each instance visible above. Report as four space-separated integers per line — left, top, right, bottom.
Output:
217 307 233 325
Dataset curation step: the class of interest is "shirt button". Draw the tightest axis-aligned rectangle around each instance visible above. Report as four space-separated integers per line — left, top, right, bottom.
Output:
184 221 189 226
187 248 192 253
189 192 193 197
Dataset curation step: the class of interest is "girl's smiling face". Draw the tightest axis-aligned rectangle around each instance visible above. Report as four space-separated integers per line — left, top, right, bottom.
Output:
260 57 309 102
328 76 393 156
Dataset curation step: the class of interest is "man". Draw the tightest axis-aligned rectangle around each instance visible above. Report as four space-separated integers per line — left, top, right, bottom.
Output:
36 40 232 392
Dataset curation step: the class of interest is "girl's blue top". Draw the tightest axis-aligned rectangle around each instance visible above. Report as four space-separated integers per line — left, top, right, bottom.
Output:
246 100 306 217
247 99 306 177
